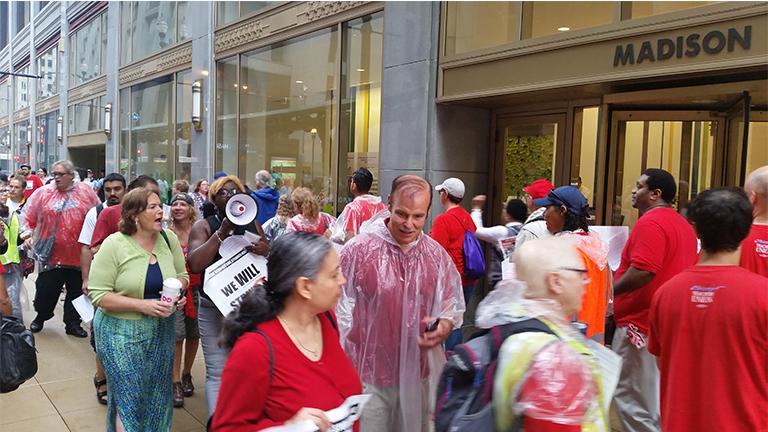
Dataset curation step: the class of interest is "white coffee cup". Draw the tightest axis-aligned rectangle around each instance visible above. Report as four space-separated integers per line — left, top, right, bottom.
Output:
160 278 183 312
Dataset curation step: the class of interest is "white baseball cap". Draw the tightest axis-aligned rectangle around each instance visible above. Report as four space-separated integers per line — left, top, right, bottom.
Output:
435 177 465 199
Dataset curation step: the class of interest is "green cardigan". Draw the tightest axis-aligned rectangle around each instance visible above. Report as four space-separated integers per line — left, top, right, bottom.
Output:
88 229 189 320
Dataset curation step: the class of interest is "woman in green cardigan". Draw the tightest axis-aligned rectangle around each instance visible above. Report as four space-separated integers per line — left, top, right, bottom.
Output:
89 187 189 432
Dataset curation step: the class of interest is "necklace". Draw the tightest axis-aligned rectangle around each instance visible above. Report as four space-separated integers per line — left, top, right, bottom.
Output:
278 316 320 357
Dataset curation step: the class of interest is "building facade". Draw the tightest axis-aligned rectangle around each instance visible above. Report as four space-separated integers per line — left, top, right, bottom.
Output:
0 1 766 225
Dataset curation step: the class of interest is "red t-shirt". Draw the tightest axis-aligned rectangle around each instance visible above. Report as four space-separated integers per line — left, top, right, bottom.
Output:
648 266 768 432
213 313 362 431
430 206 477 286
614 207 698 333
740 224 768 277
23 175 43 199
90 204 122 248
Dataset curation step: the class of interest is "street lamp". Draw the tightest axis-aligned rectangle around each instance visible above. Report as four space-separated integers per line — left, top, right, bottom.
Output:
104 103 112 137
191 80 202 131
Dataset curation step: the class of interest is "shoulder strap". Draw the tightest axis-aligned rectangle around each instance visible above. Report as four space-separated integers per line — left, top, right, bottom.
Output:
324 311 337 331
159 230 171 249
446 211 470 233
207 328 275 432
95 203 104 217
490 318 557 358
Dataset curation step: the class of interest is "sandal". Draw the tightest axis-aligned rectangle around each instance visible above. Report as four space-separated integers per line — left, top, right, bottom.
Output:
93 375 108 405
173 382 185 408
181 373 194 397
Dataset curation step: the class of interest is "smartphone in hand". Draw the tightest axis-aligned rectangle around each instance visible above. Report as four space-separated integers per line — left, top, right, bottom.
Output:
424 318 440 333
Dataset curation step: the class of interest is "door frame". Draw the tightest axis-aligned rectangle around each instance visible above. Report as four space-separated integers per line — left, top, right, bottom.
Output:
605 110 725 225
491 112 567 223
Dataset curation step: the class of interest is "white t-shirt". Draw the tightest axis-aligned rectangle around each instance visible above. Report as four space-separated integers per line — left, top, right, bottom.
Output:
78 202 108 246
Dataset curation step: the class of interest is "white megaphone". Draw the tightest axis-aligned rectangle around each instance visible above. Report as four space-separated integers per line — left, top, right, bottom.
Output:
225 193 259 225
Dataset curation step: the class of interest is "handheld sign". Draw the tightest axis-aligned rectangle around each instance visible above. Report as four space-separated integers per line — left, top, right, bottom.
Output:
204 248 268 316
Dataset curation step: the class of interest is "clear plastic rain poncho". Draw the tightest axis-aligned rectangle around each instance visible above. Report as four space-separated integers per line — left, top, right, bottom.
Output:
476 280 606 431
330 195 387 243
20 182 101 271
337 220 465 431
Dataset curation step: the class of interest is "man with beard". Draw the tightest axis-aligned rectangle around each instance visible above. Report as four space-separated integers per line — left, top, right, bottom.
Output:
78 173 126 405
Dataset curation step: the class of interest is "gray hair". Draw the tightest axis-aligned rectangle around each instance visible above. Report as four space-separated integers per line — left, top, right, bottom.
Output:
255 170 272 188
52 160 75 175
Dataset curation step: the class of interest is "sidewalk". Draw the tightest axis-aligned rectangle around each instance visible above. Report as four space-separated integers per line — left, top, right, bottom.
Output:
0 276 208 431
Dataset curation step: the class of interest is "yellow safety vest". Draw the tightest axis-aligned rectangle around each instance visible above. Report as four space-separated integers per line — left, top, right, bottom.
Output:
493 317 608 432
1 213 20 265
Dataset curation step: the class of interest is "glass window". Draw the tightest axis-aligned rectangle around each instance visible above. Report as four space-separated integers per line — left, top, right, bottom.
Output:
0 126 10 171
612 119 716 227
121 2 190 64
13 1 29 35
68 97 101 134
14 120 31 165
36 110 59 169
444 2 519 56
570 107 600 210
119 87 130 177
37 43 59 99
217 2 276 27
178 1 190 42
14 65 30 111
626 1 719 19
70 14 105 85
238 27 339 205
120 2 132 65
130 76 174 186
175 70 193 182
337 12 384 210
0 80 9 117
215 56 238 176
522 1 614 39
502 121 559 199
0 2 8 50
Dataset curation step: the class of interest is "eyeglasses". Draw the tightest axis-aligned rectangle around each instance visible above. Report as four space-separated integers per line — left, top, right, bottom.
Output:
52 172 70 178
558 267 588 274
216 187 238 197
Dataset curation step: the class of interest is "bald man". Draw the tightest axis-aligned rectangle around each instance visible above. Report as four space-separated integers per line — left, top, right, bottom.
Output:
491 236 606 431
741 165 768 276
338 174 464 432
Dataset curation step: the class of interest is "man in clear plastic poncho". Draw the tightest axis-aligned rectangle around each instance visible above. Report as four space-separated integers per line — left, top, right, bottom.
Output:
338 174 465 431
482 236 608 431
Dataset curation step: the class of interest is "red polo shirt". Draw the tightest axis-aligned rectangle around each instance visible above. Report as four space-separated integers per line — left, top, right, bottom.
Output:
90 204 122 248
740 224 768 277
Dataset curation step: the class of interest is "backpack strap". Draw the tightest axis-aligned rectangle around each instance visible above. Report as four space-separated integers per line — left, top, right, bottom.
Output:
446 211 471 233
488 318 556 364
324 310 338 331
95 203 104 218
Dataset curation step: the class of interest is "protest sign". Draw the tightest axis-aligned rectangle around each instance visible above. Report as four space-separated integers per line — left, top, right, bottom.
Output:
204 248 268 316
261 394 371 432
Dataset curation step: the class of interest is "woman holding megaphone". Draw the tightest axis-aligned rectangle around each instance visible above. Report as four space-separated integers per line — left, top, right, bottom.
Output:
187 175 270 418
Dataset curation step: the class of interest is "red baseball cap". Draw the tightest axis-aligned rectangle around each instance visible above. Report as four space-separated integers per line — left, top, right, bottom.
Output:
522 179 555 200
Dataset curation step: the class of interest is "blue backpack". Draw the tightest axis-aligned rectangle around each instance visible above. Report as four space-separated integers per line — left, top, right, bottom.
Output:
448 213 486 280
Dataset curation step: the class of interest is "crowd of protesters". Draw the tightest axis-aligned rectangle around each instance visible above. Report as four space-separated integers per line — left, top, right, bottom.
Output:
0 159 765 432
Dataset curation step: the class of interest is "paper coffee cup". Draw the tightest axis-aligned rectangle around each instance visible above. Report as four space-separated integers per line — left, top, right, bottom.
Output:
160 278 182 312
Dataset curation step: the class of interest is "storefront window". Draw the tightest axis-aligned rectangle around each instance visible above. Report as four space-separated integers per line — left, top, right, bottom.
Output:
36 110 59 169
0 126 10 171
70 13 107 86
216 2 276 27
119 71 191 187
120 2 190 65
68 97 102 134
175 70 193 182
337 12 384 209
215 57 238 176
14 120 31 165
522 1 614 39
37 43 59 99
14 65 30 111
444 2 519 56
238 27 338 205
625 1 719 19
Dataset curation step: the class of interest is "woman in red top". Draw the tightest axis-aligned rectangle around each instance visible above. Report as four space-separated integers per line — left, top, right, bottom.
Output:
213 231 361 432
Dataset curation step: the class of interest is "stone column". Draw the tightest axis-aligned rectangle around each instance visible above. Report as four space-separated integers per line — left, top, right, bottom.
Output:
188 1 215 182
103 2 121 174
378 2 491 225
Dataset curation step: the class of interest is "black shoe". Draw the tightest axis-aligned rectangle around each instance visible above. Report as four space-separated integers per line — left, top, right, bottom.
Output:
30 318 44 333
65 325 88 338
173 382 185 408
